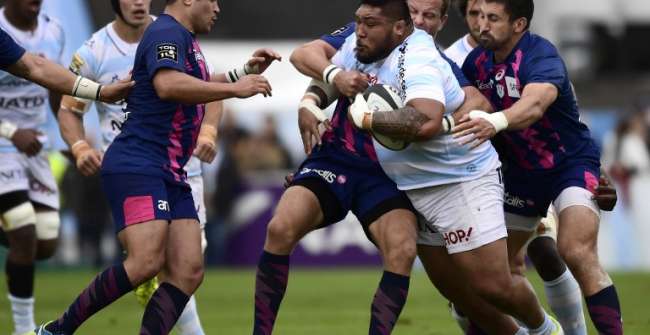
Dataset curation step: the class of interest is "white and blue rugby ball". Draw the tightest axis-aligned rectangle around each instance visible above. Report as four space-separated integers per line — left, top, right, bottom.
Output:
363 84 410 151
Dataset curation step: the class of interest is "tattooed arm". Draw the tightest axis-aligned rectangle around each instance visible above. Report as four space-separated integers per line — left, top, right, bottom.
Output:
363 98 446 142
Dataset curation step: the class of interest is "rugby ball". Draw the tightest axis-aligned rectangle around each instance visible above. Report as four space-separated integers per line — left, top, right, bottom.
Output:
363 84 410 151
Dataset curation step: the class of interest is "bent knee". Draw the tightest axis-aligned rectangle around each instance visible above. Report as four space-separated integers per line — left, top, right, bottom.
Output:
127 253 165 281
384 239 417 268
266 217 304 248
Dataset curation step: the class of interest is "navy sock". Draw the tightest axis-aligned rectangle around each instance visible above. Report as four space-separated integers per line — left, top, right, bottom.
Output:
369 271 410 335
47 263 133 334
6 260 34 298
253 251 290 335
585 285 623 335
139 282 189 335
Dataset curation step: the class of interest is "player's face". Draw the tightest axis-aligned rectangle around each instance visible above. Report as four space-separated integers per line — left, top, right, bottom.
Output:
8 0 42 21
119 0 151 27
190 0 220 34
465 0 481 42
407 0 447 38
477 1 515 51
354 5 405 64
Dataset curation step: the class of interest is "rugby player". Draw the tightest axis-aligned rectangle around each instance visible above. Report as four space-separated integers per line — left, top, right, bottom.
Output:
455 0 623 333
0 1 64 333
34 0 278 334
55 1 220 334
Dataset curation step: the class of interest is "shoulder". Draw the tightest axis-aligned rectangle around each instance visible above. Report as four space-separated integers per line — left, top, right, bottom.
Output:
320 22 356 50
39 13 64 39
524 33 560 60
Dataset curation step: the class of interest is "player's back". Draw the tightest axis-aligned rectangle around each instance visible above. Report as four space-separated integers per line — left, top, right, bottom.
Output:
0 9 64 152
102 14 209 184
463 32 599 171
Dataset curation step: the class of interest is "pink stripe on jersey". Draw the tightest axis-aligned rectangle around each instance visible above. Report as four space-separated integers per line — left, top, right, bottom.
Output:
123 195 155 226
192 40 210 81
511 50 523 81
167 106 186 182
342 117 358 154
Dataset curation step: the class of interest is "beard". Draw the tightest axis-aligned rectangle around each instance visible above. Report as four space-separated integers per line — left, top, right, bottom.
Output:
355 44 394 64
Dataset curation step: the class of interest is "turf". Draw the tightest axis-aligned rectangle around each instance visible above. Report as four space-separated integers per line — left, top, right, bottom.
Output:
0 269 647 334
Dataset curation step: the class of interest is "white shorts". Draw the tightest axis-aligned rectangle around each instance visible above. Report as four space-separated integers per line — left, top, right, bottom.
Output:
0 152 59 210
187 174 208 252
506 186 600 233
408 169 508 254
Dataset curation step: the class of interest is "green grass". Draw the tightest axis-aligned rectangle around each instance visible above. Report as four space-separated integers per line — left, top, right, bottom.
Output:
0 269 648 334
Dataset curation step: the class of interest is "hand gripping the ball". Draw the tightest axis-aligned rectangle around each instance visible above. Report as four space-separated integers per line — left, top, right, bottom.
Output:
348 93 373 130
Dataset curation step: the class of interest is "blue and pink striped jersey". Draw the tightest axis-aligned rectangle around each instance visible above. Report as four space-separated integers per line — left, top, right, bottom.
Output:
101 14 209 184
462 31 600 171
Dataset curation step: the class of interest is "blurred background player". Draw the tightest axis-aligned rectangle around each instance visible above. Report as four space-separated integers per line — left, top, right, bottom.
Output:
55 0 218 334
455 0 623 333
35 0 278 333
445 0 481 66
0 0 64 334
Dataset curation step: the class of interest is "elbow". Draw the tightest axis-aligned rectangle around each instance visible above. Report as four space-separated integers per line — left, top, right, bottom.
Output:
414 120 441 141
155 83 175 101
289 45 307 68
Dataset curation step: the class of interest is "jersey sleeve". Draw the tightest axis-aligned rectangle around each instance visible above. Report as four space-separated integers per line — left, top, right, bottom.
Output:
0 28 26 70
69 41 97 80
320 22 355 51
522 41 566 89
403 46 446 105
142 27 189 80
461 50 479 84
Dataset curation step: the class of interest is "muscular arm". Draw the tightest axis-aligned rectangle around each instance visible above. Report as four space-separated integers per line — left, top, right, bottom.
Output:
6 53 79 95
290 40 338 80
501 83 558 130
370 98 445 142
203 99 223 128
57 97 87 147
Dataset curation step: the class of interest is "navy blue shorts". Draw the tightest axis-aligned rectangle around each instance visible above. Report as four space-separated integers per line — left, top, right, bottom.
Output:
503 160 600 217
102 173 198 232
290 153 414 237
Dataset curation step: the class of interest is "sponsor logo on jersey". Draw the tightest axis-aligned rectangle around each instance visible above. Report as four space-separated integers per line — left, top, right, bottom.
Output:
476 79 494 90
0 96 47 109
157 200 170 212
157 43 178 62
29 178 56 196
330 25 351 36
505 76 520 98
443 227 473 245
0 168 26 181
495 68 506 81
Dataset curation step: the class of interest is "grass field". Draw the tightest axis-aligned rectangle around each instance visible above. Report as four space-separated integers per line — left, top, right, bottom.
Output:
0 269 648 334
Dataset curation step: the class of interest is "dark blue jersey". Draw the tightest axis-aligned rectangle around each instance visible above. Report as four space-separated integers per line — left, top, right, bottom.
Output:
0 28 26 70
463 31 600 171
102 14 210 184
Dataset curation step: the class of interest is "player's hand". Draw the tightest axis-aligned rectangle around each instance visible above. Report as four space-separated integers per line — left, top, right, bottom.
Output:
332 70 370 97
283 172 295 189
193 124 218 163
593 174 617 211
99 78 135 103
347 93 372 129
452 114 497 149
246 48 282 74
234 74 272 98
71 140 102 176
298 104 331 155
11 128 43 156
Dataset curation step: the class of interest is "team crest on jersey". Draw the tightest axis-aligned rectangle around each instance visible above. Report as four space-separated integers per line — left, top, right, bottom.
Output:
157 43 178 62
69 53 85 75
330 25 350 36
496 84 505 98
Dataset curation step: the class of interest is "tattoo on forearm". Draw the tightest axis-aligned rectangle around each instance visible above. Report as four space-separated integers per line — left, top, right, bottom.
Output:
371 106 429 142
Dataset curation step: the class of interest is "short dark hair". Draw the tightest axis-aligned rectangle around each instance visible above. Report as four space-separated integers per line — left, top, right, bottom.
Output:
360 0 413 25
454 0 470 18
485 0 534 29
440 0 450 16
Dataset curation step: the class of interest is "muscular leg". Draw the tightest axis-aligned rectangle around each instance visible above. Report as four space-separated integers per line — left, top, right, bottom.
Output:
140 218 203 335
33 203 60 260
46 220 167 334
253 185 325 335
366 209 417 334
418 245 521 335
557 206 622 334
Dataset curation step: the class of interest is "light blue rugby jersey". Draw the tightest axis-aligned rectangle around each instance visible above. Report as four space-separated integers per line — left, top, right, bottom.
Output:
71 19 204 177
0 9 64 153
331 28 500 190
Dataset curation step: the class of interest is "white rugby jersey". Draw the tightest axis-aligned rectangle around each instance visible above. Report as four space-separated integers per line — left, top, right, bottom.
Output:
331 28 499 190
444 34 475 67
70 19 204 177
0 8 64 152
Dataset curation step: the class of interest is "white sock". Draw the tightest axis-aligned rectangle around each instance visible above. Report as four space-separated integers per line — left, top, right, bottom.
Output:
175 295 205 335
529 312 554 335
543 269 587 335
8 294 36 334
449 302 470 333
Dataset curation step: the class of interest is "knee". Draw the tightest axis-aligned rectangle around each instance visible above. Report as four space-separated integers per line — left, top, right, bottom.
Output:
558 242 594 270
127 252 165 282
266 216 303 249
7 226 38 261
383 237 417 269
471 275 513 305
